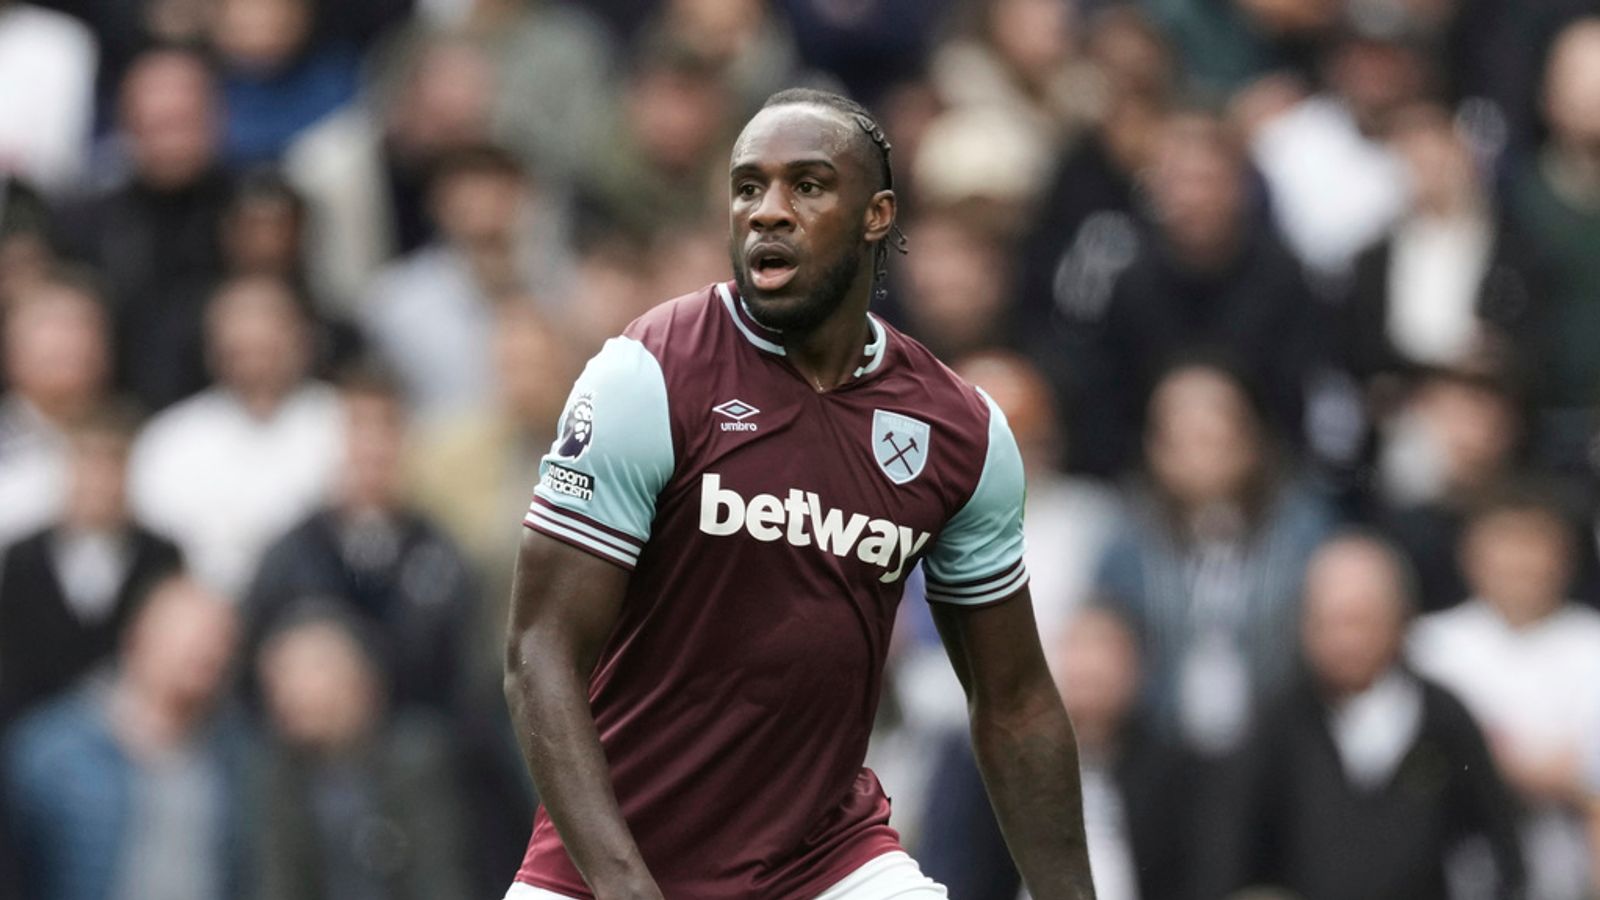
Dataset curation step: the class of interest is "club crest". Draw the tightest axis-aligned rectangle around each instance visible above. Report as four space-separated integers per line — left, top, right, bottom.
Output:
872 410 931 485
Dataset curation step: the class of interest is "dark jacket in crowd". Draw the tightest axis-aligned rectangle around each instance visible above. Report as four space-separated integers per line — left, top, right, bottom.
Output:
0 525 182 728
1056 222 1317 475
51 170 232 411
253 714 473 900
1194 674 1526 900
1339 227 1535 385
245 508 477 715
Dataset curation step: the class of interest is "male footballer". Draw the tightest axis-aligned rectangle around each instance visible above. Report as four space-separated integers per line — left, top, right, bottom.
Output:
504 88 1095 900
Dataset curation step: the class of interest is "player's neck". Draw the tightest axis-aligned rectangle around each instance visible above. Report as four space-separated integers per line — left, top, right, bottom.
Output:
782 281 874 393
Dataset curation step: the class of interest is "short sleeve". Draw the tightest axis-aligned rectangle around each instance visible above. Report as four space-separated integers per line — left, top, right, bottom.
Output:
922 390 1028 605
523 337 674 570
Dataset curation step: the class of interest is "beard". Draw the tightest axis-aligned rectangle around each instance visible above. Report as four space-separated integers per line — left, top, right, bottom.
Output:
731 230 867 336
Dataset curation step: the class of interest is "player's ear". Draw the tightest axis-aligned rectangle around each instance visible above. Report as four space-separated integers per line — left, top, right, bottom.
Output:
863 189 895 244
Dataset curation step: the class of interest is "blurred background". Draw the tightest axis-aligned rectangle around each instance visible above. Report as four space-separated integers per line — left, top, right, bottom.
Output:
0 0 1599 898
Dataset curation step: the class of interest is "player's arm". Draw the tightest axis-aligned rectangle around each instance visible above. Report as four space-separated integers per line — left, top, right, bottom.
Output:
931 592 1095 900
503 336 674 900
504 531 660 900
923 390 1094 899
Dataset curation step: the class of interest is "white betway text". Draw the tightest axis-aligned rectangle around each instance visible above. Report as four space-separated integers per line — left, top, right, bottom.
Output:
698 473 930 583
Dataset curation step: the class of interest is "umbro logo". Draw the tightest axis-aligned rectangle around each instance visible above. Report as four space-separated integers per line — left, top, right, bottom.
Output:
713 399 760 433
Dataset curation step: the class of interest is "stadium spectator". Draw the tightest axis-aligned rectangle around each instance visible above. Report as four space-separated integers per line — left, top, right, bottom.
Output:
1409 490 1600 899
638 0 802 117
245 363 476 715
2 576 247 900
0 0 95 194
0 407 182 728
1095 359 1334 757
1378 365 1526 611
128 276 342 595
210 0 360 167
359 144 571 421
578 38 735 239
285 32 497 309
1013 4 1174 331
1245 14 1428 281
892 208 1014 358
1501 18 1600 472
1197 533 1525 899
220 169 367 381
1013 10 1175 473
0 273 112 546
51 47 229 412
1341 104 1534 387
456 0 618 185
1067 111 1317 475
929 0 1095 156
252 606 473 900
953 351 1119 644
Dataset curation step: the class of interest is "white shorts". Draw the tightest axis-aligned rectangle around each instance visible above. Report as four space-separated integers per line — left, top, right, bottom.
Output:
504 850 949 900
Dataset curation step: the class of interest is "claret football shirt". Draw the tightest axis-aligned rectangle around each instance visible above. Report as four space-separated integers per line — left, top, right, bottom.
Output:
516 282 1028 899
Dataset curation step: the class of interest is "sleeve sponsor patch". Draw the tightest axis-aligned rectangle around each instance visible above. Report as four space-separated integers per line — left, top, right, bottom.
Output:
542 462 594 501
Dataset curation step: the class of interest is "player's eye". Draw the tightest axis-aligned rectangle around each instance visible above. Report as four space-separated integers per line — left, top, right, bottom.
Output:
736 182 760 198
795 181 821 196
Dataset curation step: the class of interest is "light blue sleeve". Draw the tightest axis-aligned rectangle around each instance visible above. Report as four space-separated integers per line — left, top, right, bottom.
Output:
922 390 1029 605
523 336 674 570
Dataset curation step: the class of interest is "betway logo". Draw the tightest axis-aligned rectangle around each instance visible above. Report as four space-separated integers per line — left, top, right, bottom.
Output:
698 474 930 583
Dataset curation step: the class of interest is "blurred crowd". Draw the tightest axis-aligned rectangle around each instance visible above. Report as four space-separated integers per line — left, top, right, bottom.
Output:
0 0 1599 898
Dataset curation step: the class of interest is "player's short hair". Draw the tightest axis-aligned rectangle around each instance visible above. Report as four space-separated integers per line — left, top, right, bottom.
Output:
761 88 895 193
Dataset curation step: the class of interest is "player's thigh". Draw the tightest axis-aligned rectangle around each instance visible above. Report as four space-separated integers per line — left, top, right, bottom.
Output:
813 851 950 900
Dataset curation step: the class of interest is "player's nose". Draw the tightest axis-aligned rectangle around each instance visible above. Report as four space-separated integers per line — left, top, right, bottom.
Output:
749 184 796 232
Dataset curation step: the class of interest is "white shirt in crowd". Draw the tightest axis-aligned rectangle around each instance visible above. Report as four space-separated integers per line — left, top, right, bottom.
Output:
1252 95 1409 279
0 3 95 192
1385 213 1492 366
1327 667 1424 792
128 384 343 597
1410 600 1600 900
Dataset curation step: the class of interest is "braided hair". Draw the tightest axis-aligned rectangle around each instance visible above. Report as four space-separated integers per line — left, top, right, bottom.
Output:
759 88 909 300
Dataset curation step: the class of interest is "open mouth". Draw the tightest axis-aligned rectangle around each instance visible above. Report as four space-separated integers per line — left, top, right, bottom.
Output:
748 245 799 292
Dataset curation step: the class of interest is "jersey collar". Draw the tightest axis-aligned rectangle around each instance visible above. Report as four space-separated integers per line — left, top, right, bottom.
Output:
717 281 888 379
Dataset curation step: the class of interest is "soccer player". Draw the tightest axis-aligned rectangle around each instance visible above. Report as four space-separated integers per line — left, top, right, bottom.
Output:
504 88 1095 900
